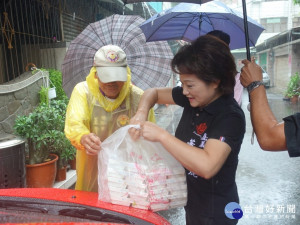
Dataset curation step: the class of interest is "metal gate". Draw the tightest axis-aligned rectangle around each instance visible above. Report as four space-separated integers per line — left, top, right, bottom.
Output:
0 0 64 84
0 0 156 85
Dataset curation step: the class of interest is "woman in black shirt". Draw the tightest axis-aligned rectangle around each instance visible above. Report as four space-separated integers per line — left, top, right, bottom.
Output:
130 35 246 225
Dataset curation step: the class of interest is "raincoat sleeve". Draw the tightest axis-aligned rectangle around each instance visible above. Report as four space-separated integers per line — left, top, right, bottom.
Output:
65 82 91 151
148 108 156 123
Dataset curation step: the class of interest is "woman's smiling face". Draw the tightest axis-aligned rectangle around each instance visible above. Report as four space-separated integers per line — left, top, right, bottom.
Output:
180 73 221 108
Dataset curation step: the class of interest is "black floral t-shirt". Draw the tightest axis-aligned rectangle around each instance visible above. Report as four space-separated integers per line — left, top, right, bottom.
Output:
172 86 246 224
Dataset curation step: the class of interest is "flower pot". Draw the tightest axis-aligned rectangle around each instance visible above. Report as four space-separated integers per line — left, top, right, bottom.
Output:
48 87 56 99
26 153 58 188
69 158 76 170
290 95 299 104
55 166 67 182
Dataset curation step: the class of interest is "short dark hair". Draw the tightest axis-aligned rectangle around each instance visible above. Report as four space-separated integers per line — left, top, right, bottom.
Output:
171 35 236 95
206 30 230 45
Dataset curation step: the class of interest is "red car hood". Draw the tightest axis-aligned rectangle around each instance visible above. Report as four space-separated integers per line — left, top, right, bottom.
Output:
0 188 170 225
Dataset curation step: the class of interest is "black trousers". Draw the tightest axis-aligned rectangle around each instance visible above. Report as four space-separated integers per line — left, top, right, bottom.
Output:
186 213 239 225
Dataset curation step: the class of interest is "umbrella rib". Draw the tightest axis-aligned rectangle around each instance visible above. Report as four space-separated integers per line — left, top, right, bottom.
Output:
211 13 257 46
87 22 107 49
182 14 202 40
182 13 215 41
200 13 221 33
146 12 197 41
198 13 257 46
117 16 144 49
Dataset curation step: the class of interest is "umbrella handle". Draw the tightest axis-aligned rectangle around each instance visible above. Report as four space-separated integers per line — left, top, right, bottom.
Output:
242 0 251 61
241 0 251 102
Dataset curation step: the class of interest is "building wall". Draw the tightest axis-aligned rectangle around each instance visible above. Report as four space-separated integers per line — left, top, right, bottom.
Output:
54 47 68 71
258 1 289 19
40 46 67 71
257 39 300 94
0 71 48 139
275 55 289 92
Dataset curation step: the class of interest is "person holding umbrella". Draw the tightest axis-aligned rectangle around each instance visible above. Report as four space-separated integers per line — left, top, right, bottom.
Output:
240 57 300 157
129 35 246 224
64 45 155 192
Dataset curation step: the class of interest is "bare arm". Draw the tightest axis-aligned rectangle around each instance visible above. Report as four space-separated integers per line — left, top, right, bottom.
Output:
133 87 174 117
240 57 287 151
129 88 174 139
141 122 231 179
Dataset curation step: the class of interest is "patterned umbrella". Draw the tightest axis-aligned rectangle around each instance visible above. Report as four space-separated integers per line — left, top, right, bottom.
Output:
62 14 174 97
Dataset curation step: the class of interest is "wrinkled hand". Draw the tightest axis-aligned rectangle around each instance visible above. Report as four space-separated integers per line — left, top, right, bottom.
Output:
80 133 101 155
240 56 263 87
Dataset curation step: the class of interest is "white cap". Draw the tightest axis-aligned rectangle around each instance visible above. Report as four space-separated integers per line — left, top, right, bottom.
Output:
93 45 127 83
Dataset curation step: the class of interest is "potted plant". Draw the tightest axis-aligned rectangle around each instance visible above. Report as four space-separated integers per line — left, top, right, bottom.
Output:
39 86 50 105
14 99 76 185
13 102 61 187
14 67 74 185
47 68 67 101
51 131 76 181
68 152 77 170
54 136 77 180
48 99 76 181
46 69 76 179
284 72 300 103
48 69 77 170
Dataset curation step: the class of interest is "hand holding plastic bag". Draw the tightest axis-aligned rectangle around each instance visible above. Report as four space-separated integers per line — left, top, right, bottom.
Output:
98 125 187 211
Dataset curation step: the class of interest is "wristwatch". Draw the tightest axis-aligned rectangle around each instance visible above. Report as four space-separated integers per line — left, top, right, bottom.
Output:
247 81 264 93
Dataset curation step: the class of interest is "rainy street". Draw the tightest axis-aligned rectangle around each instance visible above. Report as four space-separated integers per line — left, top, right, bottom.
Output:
155 88 300 225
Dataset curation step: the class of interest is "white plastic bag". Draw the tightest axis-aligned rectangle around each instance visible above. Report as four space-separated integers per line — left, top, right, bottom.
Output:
98 125 187 211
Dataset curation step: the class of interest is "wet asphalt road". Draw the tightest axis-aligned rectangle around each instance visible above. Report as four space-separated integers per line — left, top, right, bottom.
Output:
154 88 300 225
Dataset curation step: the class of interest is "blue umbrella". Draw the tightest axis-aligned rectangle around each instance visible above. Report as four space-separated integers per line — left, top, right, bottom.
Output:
139 1 264 51
122 0 211 3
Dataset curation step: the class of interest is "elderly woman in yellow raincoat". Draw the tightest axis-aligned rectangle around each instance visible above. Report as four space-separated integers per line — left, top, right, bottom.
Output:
65 45 155 192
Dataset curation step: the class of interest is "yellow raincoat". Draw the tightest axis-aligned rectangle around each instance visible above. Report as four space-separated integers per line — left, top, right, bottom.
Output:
65 67 155 192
